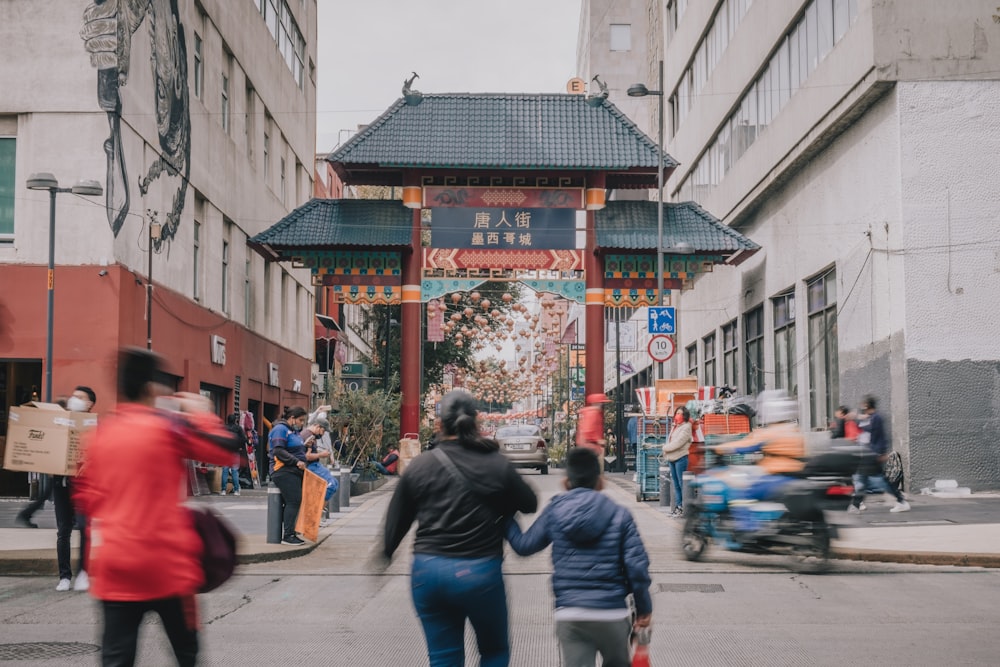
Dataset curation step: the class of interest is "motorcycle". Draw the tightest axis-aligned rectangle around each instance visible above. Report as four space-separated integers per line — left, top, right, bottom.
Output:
680 443 863 573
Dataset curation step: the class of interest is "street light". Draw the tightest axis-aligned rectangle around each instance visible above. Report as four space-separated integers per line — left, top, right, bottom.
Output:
629 60 665 381
26 172 103 402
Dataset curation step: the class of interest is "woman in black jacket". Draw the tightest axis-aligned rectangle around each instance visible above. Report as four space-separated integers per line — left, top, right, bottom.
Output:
383 390 538 667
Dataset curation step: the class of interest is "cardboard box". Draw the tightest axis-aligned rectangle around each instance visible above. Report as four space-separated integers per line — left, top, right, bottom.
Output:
2 403 97 476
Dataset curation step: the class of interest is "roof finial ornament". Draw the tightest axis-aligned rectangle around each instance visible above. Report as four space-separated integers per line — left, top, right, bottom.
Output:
586 74 609 107
403 72 423 106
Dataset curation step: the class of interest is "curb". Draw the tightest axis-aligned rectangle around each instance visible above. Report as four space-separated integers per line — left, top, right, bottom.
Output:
831 548 1000 569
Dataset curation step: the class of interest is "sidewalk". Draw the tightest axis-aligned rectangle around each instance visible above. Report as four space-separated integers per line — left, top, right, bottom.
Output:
2 477 1000 575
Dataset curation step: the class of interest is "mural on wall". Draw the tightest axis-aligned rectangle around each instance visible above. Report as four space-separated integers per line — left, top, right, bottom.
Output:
80 0 191 247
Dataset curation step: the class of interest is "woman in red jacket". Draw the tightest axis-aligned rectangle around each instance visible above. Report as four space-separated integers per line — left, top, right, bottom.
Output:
73 348 241 667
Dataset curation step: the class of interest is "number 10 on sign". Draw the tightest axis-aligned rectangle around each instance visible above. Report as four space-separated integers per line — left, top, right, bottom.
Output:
648 334 675 363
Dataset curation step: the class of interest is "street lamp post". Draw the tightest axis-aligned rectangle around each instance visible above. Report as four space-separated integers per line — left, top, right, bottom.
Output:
629 60 665 381
26 173 102 402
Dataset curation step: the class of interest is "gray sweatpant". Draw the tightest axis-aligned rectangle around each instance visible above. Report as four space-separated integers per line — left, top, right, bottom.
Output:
555 618 632 667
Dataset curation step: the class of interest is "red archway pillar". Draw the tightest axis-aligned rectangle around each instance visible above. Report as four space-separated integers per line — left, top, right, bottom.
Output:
584 173 605 400
400 204 422 438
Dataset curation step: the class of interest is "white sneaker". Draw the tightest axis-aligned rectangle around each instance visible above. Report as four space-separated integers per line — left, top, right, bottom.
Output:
220 490 226 496
890 500 911 513
56 578 71 592
233 490 240 496
73 570 90 592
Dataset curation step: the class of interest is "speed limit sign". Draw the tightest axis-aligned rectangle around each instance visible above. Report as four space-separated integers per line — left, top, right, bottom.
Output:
647 334 675 363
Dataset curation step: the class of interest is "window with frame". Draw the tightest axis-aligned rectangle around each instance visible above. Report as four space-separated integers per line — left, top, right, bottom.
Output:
193 34 203 100
703 333 717 387
245 84 255 161
0 137 15 239
221 72 230 133
244 256 252 328
609 24 631 51
722 320 739 389
263 121 271 177
263 260 271 320
744 306 764 395
807 269 838 429
193 220 201 301
280 157 286 203
686 343 698 380
773 291 795 393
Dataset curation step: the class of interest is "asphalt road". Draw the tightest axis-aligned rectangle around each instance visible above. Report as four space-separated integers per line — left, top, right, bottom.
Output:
2 473 999 665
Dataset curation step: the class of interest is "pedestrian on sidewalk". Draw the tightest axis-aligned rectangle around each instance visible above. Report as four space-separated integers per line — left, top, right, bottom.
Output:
72 348 243 667
303 417 339 501
53 386 96 592
577 393 610 471
15 474 51 529
505 448 652 667
220 413 244 496
383 389 538 667
661 406 693 517
268 406 310 545
850 395 910 514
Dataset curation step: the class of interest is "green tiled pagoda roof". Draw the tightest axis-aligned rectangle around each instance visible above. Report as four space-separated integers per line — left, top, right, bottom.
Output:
327 93 676 175
249 199 411 259
596 201 760 262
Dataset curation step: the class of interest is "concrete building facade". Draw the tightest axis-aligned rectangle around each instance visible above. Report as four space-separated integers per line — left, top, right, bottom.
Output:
581 0 1000 489
0 0 318 494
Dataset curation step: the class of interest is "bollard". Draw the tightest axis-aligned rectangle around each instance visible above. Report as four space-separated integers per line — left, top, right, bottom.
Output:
266 482 283 544
659 464 671 508
339 468 351 509
326 463 340 516
682 471 695 509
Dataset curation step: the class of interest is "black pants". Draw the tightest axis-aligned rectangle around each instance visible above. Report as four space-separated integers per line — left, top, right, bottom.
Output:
53 478 86 580
270 467 303 539
101 596 199 667
18 474 51 521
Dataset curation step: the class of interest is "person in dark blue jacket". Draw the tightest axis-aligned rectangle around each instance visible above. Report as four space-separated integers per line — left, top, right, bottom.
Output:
506 447 652 667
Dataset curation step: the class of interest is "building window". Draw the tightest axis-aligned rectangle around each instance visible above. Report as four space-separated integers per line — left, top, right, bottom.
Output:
686 343 698 380
193 220 201 301
221 238 230 314
280 157 286 203
257 0 305 87
703 333 717 387
221 73 230 133
193 34 203 100
263 260 272 320
245 84 255 162
807 268 838 429
0 137 15 239
773 291 796 394
675 0 859 199
609 24 631 52
722 320 738 390
744 306 764 395
244 256 252 328
263 125 270 177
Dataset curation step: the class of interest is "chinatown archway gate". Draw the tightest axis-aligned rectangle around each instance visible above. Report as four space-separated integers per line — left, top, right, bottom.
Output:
251 91 759 438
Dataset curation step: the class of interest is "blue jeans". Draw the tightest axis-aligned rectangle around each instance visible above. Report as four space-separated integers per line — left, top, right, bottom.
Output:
853 472 904 504
220 466 240 493
668 455 688 508
307 462 339 501
411 554 510 667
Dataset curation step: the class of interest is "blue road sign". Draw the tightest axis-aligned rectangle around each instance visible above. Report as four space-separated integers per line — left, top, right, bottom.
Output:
648 307 675 334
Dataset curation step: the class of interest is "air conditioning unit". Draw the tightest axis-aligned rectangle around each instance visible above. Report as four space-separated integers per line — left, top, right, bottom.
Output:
267 363 279 387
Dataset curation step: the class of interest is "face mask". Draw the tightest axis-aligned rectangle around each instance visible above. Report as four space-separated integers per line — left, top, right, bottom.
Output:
67 397 90 412
674 414 684 425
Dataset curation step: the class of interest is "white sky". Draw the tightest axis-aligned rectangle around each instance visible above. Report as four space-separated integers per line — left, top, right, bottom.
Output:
316 0 583 152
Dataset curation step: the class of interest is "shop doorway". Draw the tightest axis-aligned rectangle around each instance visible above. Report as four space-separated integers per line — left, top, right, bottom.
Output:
0 360 43 497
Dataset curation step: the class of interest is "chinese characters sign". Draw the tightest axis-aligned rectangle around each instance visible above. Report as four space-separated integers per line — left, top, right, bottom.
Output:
430 208 577 250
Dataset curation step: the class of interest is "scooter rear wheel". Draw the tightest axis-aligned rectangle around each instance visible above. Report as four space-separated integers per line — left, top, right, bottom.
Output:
791 522 831 574
681 508 708 561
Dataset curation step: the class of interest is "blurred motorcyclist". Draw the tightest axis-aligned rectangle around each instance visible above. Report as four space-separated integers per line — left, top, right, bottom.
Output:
709 390 806 501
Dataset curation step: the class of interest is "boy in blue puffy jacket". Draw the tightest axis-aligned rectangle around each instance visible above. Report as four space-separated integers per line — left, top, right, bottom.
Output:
506 447 652 667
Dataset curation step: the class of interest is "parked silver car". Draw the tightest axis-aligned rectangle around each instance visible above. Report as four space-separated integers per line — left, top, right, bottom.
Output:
495 424 548 474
